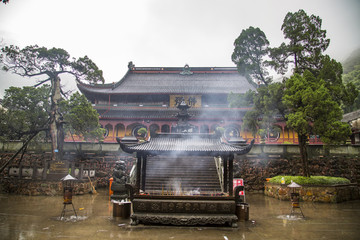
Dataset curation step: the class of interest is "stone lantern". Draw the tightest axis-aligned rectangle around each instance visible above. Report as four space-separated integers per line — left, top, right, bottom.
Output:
287 181 304 218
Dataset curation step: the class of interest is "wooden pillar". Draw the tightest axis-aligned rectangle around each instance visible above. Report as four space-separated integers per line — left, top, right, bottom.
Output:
229 154 234 196
136 153 142 194
223 156 228 193
281 125 285 143
112 124 116 142
293 130 296 143
141 155 147 192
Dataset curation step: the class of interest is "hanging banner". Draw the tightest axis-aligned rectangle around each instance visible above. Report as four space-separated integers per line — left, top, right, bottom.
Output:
233 178 245 196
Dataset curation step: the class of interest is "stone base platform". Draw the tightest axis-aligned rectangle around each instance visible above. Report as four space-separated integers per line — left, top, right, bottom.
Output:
130 195 240 227
131 213 238 227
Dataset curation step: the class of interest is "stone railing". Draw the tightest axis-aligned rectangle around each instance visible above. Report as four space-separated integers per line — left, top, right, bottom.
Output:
128 164 137 186
246 144 360 158
214 156 224 192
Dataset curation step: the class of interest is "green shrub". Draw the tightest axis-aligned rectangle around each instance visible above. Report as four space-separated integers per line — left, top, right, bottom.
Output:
137 128 147 137
269 175 350 185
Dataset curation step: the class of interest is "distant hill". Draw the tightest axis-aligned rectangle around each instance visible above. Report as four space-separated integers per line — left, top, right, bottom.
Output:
342 48 360 74
342 48 360 113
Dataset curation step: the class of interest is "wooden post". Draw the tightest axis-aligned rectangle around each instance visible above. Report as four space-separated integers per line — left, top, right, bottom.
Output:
141 155 147 192
79 163 84 180
32 165 38 180
223 156 228 193
19 164 23 179
42 160 48 180
229 154 234 196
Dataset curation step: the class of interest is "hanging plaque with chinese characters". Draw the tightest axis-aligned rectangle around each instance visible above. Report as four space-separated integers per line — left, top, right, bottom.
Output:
170 95 202 108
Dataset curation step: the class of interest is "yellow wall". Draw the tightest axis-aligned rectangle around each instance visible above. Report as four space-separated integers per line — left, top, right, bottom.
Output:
115 125 125 138
240 128 298 143
106 125 114 138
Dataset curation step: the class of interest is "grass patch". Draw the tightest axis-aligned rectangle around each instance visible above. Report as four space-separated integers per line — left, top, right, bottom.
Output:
269 176 350 185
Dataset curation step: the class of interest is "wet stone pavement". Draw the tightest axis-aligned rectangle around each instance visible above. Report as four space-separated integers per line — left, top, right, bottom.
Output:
0 189 360 240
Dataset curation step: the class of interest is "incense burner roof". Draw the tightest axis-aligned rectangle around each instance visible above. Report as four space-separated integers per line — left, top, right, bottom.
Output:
116 133 254 156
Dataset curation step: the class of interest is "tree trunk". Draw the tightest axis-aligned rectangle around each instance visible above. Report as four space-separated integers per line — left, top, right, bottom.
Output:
49 76 63 161
298 134 310 177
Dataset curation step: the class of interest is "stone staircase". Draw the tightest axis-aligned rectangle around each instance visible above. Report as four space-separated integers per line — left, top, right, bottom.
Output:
145 155 222 194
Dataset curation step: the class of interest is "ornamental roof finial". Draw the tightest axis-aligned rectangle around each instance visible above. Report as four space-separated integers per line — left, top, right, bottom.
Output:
128 61 135 70
180 64 193 75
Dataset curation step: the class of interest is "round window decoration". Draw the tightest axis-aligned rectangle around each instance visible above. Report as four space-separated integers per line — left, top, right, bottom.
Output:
265 127 281 142
104 128 109 137
224 127 240 139
132 125 147 138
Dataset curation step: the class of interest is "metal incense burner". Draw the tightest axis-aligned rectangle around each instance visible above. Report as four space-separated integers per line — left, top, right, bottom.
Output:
60 174 78 219
288 181 305 218
115 102 255 227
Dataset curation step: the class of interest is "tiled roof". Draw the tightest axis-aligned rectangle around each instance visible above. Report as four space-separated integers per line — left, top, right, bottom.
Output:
78 66 256 96
117 133 254 156
342 109 360 122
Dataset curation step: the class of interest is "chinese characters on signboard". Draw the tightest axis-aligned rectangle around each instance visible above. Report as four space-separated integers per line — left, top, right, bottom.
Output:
170 95 202 108
233 178 245 196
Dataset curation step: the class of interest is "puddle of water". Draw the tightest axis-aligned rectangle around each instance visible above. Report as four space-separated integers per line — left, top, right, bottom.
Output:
0 190 359 240
277 215 305 221
56 215 88 222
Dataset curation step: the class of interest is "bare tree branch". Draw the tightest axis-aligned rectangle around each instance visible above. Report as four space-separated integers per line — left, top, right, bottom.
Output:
34 78 50 87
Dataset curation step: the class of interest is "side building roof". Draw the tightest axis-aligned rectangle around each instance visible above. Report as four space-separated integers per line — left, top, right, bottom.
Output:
77 64 257 98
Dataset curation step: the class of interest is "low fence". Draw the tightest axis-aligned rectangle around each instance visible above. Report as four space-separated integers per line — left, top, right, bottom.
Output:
1 141 359 157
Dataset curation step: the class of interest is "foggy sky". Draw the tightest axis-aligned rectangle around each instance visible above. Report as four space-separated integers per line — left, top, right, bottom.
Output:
0 0 359 98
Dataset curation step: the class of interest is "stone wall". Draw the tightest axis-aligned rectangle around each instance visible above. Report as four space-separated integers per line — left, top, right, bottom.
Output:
264 182 360 203
234 156 360 192
1 142 359 195
0 149 135 195
0 178 92 196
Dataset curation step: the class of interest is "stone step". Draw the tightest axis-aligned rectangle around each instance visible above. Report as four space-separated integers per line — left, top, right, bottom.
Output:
146 173 218 178
146 185 221 189
146 180 219 186
147 171 218 175
147 167 217 170
145 156 221 192
145 183 221 188
146 178 220 182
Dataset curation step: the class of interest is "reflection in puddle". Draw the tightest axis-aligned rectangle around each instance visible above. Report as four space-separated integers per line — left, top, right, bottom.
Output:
55 215 88 222
277 215 305 221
